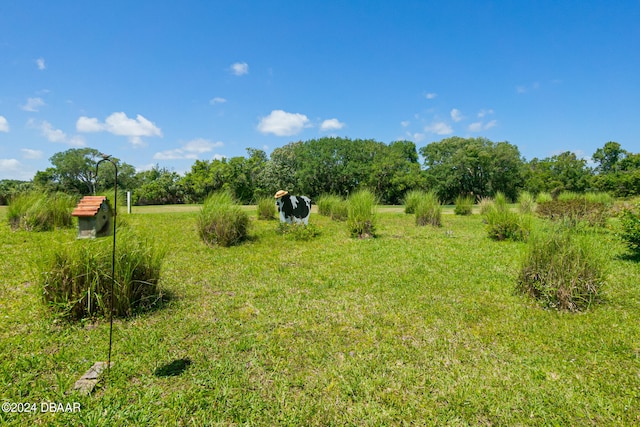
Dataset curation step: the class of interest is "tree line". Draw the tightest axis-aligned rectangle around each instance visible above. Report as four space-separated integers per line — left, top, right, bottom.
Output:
1 137 638 206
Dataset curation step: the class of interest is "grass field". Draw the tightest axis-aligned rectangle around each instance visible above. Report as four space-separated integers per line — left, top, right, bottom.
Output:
1 205 639 426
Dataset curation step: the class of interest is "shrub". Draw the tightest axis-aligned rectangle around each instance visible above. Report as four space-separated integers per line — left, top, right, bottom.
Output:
276 222 321 241
7 191 76 231
39 230 165 320
198 192 250 247
256 197 277 220
536 198 610 227
484 192 530 241
619 208 640 255
517 191 536 214
454 195 474 215
347 189 377 238
477 196 495 215
317 194 348 221
415 191 442 227
403 190 425 214
517 226 606 311
535 192 553 204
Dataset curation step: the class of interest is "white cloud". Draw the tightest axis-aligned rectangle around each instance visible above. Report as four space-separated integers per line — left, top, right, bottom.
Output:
400 120 410 128
76 116 105 132
468 120 497 132
0 116 8 132
450 108 463 122
257 110 311 136
29 119 85 146
468 122 483 132
478 109 494 118
21 97 45 112
425 93 437 99
484 119 497 130
36 58 46 70
210 97 227 104
153 138 223 160
424 121 453 135
21 148 43 159
0 159 27 179
320 118 345 131
407 131 426 142
40 121 67 143
231 62 249 76
77 112 162 146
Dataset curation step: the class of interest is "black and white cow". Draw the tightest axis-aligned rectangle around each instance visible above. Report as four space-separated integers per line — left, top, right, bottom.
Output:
274 191 311 225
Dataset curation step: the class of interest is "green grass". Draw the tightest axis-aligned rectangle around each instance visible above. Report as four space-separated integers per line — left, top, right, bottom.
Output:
1 206 639 425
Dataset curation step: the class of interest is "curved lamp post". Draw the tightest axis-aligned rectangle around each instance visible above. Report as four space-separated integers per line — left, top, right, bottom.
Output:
95 154 117 371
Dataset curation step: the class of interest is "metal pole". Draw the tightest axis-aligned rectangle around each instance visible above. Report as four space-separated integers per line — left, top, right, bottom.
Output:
96 155 117 373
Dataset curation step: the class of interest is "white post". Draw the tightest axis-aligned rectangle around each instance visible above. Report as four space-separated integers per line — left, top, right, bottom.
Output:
127 191 131 214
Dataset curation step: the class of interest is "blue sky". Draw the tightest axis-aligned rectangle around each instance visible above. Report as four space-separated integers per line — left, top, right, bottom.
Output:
1 0 639 180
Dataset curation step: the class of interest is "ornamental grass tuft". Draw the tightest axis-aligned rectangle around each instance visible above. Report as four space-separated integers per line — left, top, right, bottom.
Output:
347 189 377 238
39 229 165 320
7 191 76 231
415 191 442 227
198 191 250 247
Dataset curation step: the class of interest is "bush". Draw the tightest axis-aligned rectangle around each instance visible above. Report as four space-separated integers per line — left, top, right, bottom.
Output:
536 198 610 227
403 190 425 214
477 196 494 215
619 207 640 255
39 230 165 320
276 222 321 241
256 197 277 220
198 192 250 247
454 195 474 215
415 191 442 227
517 191 536 214
517 226 606 311
317 194 348 221
7 191 76 231
535 192 553 204
347 189 377 238
484 192 530 241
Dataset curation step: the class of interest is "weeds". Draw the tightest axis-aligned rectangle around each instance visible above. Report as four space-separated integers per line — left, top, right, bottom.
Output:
518 224 606 311
7 191 76 231
256 197 277 220
414 191 442 227
38 229 165 320
347 189 377 238
454 194 474 215
198 192 250 247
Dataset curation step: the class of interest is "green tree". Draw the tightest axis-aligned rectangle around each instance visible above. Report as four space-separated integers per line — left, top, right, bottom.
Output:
419 137 524 203
523 151 592 195
592 141 626 174
133 166 185 205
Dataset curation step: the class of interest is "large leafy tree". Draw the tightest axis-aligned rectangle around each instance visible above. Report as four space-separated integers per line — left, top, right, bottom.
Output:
35 148 136 195
523 151 592 195
591 142 640 196
419 137 524 203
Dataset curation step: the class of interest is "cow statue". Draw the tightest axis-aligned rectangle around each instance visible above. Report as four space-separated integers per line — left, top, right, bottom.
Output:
274 190 311 225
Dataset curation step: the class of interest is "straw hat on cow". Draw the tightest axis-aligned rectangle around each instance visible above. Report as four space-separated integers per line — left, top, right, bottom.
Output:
274 190 289 199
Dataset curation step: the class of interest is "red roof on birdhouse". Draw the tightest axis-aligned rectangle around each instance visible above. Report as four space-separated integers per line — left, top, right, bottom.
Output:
71 196 109 217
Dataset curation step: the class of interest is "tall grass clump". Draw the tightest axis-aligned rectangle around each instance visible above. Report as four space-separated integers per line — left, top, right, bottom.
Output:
477 196 495 215
256 197 277 220
39 230 165 320
518 225 606 311
537 195 610 227
7 191 76 231
415 191 442 227
484 192 530 241
454 194 474 215
403 190 425 214
536 192 553 204
198 192 250 247
317 194 348 221
518 191 536 214
619 205 640 256
347 189 377 238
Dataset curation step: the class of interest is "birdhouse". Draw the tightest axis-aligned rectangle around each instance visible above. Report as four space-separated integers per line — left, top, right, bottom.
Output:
71 196 113 239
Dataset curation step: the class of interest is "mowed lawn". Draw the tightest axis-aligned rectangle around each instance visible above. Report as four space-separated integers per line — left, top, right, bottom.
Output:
1 205 639 426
